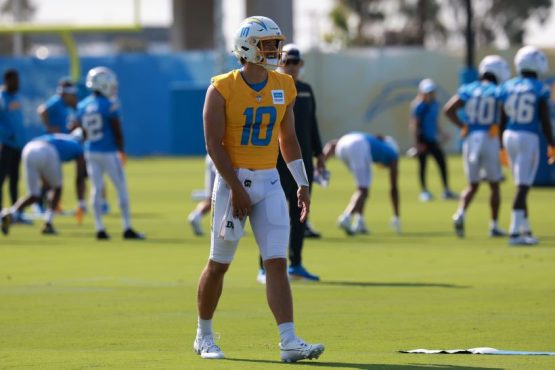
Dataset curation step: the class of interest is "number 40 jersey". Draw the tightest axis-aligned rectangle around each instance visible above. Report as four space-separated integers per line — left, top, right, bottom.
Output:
76 94 120 152
497 76 551 135
458 80 500 133
211 69 296 170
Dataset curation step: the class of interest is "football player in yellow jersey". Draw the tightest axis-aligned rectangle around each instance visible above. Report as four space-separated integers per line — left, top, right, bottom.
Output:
193 16 324 363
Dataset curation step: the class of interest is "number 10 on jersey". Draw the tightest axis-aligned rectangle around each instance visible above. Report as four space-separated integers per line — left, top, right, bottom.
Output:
241 106 277 146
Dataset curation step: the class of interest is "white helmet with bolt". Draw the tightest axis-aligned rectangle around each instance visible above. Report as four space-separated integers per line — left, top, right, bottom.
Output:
86 66 118 98
232 16 286 71
479 55 510 83
514 46 548 75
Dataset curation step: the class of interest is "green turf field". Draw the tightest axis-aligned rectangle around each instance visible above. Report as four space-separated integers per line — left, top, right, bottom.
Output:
1 156 554 369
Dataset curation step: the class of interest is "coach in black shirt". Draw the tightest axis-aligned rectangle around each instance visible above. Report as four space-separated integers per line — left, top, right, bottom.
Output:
257 44 326 283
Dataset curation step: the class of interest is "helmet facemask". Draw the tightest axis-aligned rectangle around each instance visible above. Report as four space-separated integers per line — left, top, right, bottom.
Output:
251 36 286 71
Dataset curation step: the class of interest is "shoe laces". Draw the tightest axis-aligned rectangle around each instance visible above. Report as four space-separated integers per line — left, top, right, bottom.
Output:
199 334 222 353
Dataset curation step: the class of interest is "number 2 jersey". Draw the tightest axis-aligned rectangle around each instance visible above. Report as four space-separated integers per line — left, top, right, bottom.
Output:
498 76 551 136
211 69 297 170
76 94 120 152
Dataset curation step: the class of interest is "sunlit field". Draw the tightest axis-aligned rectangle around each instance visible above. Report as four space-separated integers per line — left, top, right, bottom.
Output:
1 156 554 369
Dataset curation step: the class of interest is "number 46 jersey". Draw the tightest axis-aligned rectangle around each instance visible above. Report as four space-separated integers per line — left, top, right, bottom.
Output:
498 76 551 135
211 70 296 170
76 94 120 152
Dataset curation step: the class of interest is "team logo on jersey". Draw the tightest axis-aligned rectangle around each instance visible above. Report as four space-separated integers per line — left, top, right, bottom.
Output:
272 90 285 105
256 95 263 103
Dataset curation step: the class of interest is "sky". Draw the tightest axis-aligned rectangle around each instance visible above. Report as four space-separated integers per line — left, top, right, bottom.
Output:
20 0 555 50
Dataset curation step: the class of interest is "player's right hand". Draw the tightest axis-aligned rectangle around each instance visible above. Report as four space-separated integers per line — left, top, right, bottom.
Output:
297 186 310 222
548 145 555 165
416 143 427 155
231 186 252 220
460 126 468 138
499 148 509 167
118 151 127 166
488 125 499 138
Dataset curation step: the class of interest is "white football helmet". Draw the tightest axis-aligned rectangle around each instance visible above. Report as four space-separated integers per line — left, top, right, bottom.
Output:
479 55 510 83
232 16 286 71
86 66 118 97
514 46 548 75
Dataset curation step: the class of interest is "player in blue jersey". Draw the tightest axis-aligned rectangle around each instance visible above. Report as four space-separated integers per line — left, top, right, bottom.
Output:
444 55 510 238
410 79 457 202
498 46 555 246
1 133 85 235
76 67 144 240
38 78 78 134
323 132 401 235
0 69 27 215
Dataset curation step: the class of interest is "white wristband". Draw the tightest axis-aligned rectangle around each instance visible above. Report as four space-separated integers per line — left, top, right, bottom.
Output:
286 159 309 187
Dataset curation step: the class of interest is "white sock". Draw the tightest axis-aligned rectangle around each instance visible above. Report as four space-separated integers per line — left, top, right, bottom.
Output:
490 220 498 229
278 322 296 346
520 217 531 234
197 318 212 338
78 200 87 209
340 213 352 223
456 208 465 219
44 209 54 224
509 210 525 235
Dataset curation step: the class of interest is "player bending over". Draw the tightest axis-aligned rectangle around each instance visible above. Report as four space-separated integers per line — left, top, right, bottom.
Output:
323 132 400 235
1 133 85 235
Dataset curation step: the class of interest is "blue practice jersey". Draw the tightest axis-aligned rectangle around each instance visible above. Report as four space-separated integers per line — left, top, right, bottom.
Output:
352 132 399 166
411 99 439 142
498 76 551 135
44 95 74 134
458 81 500 133
76 94 120 152
35 134 83 162
0 90 25 148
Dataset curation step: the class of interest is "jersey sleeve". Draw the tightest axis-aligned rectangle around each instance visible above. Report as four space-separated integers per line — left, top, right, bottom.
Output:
457 84 470 102
411 100 425 119
210 72 232 101
284 74 297 105
539 84 551 101
109 99 120 120
496 84 507 102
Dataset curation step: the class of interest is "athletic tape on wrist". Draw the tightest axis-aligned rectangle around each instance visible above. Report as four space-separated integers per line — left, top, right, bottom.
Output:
286 159 309 187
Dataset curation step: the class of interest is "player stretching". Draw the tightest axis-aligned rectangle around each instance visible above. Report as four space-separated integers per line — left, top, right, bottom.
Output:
444 55 510 238
76 67 144 240
499 46 555 246
193 16 324 362
323 133 401 235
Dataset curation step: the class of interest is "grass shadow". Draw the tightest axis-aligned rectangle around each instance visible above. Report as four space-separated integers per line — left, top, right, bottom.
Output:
225 358 501 369
318 281 470 289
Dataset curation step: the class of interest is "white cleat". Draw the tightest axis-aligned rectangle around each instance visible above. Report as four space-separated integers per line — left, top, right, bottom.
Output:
193 335 225 359
188 213 203 236
452 214 464 238
337 214 354 236
351 219 369 235
419 191 433 202
280 337 325 363
508 235 539 246
390 216 401 234
256 268 266 285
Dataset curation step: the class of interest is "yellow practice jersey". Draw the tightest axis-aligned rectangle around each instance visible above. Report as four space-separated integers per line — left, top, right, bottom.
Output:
211 69 297 170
